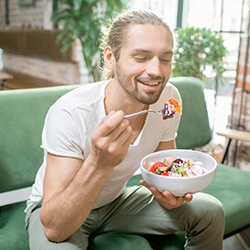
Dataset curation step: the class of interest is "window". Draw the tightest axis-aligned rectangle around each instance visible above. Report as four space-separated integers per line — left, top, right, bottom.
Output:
131 0 250 83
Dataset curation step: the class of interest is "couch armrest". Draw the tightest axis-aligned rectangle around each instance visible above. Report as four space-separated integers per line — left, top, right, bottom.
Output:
0 187 32 206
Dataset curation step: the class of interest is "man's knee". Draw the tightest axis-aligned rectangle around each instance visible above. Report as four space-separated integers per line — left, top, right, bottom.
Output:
192 193 225 227
27 208 88 250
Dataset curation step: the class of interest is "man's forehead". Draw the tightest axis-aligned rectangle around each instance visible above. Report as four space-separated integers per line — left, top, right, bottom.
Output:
124 24 173 50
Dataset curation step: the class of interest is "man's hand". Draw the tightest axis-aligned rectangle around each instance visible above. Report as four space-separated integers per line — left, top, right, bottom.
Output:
90 110 133 169
140 180 193 209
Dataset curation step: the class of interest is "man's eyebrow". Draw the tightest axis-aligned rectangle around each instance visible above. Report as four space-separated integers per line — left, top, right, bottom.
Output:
130 49 151 54
163 51 174 55
130 49 173 54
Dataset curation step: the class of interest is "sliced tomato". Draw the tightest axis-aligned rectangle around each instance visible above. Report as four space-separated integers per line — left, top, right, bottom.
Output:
149 161 165 173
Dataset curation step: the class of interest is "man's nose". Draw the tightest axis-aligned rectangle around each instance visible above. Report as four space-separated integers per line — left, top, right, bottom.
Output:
146 57 161 76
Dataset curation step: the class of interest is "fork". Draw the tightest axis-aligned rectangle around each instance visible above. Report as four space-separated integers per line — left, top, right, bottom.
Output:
124 109 164 119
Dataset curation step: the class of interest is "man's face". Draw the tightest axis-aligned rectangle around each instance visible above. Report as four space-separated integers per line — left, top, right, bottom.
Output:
114 24 173 105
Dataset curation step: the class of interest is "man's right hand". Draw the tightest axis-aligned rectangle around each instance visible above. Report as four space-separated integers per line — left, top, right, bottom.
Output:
90 110 133 169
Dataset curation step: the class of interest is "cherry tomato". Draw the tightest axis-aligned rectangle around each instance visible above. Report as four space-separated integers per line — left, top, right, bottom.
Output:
149 161 165 173
162 172 170 176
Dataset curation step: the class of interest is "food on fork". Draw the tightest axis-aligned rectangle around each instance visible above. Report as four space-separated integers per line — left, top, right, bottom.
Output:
162 98 182 120
123 98 182 119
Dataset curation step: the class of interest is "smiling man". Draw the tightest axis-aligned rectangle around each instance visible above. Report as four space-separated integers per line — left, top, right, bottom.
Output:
25 9 225 250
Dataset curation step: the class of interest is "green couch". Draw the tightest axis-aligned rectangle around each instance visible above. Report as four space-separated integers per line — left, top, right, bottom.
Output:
1 77 250 249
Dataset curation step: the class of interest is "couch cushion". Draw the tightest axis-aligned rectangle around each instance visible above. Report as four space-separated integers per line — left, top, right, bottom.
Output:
144 233 186 250
89 232 186 250
0 85 77 193
0 202 29 250
203 164 250 236
88 233 152 250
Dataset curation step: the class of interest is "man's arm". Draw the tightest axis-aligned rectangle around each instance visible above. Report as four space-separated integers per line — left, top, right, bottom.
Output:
40 111 133 242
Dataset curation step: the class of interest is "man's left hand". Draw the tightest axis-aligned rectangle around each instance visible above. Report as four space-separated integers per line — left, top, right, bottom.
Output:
140 180 193 209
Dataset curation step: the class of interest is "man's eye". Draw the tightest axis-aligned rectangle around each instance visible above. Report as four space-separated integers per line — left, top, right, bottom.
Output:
135 57 147 61
160 58 172 64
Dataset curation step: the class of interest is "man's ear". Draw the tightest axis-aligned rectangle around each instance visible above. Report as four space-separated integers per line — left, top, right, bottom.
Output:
103 46 115 69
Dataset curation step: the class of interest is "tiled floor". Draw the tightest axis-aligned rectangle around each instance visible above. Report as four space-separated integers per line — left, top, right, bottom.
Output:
223 234 250 250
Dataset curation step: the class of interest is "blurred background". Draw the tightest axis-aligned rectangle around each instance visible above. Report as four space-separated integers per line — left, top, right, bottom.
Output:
0 1 250 248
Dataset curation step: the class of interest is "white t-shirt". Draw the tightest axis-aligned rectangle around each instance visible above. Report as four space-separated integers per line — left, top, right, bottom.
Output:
26 80 181 211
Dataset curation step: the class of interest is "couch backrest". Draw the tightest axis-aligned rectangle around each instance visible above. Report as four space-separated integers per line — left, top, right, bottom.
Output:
170 77 212 149
0 85 77 193
0 77 211 193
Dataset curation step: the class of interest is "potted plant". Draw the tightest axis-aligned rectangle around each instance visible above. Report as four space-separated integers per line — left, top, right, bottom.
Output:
52 0 127 82
172 27 228 85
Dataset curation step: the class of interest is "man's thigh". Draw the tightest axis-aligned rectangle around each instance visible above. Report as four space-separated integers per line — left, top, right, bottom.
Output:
96 186 181 234
97 186 222 235
27 208 88 250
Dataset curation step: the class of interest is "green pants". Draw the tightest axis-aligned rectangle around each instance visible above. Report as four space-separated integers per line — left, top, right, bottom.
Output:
26 186 225 250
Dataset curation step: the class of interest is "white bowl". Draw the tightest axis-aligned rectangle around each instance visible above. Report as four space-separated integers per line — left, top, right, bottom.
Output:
140 149 217 196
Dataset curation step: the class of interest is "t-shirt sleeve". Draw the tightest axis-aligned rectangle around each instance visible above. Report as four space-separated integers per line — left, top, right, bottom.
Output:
41 100 84 160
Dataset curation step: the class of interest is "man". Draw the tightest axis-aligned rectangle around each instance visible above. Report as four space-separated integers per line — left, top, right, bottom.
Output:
25 9 224 249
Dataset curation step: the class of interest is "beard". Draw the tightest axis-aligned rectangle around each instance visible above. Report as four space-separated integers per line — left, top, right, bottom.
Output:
115 63 166 105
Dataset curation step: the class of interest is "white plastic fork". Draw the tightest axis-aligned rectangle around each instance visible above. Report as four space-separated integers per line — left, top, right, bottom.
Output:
124 109 164 119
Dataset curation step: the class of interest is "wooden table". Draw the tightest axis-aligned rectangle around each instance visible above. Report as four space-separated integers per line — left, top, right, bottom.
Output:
0 72 14 90
217 128 250 164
